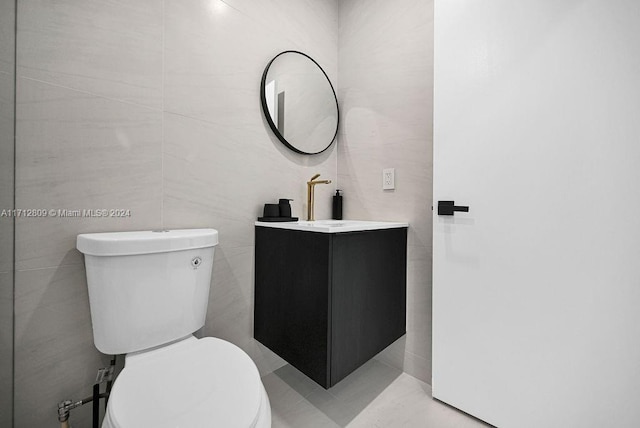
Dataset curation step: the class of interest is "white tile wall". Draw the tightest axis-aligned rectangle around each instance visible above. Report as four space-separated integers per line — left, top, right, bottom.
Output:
14 1 338 426
0 0 15 424
15 78 164 270
0 271 13 427
17 0 164 109
337 0 434 383
0 70 14 274
14 265 109 428
0 0 16 76
13 1 436 425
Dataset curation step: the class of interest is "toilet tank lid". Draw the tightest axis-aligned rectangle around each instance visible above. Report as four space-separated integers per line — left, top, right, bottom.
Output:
77 229 219 256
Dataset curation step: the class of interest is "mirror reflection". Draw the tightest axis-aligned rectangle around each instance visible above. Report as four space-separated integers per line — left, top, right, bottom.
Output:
261 51 338 155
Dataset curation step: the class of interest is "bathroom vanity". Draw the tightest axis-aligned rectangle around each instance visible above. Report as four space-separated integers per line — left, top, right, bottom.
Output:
254 220 408 388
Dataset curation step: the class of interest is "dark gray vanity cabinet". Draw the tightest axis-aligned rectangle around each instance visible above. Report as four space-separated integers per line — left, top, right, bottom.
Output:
254 226 407 388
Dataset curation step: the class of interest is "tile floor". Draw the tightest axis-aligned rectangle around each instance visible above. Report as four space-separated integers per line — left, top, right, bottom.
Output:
262 359 491 428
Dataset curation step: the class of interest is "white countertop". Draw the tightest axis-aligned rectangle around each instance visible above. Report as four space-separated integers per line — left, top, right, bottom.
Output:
255 219 408 233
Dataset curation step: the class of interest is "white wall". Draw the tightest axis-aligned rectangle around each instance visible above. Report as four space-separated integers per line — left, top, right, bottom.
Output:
14 1 337 426
338 0 434 383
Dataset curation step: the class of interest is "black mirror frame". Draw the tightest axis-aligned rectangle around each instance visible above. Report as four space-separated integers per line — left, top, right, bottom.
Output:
260 50 339 155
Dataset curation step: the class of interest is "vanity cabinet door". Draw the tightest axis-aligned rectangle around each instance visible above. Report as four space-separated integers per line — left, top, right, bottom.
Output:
330 229 407 386
254 227 332 387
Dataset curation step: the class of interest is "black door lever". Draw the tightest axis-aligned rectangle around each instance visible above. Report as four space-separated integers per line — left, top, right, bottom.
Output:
437 201 469 216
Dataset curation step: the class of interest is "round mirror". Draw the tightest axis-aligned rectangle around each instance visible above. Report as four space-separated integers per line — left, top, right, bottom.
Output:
260 51 339 155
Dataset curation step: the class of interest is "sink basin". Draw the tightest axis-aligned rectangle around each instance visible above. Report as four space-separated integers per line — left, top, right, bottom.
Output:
255 219 408 233
297 220 347 227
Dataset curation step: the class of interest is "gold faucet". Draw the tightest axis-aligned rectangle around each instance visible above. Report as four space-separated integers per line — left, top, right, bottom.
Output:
306 173 332 221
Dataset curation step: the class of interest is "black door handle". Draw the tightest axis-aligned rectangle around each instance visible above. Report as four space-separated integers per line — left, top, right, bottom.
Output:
438 201 469 216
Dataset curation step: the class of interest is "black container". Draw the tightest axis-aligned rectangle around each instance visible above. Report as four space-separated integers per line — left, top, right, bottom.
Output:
263 203 280 218
279 199 292 217
258 199 298 222
332 190 343 220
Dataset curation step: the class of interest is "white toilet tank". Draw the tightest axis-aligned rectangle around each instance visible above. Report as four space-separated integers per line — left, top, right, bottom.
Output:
77 229 218 355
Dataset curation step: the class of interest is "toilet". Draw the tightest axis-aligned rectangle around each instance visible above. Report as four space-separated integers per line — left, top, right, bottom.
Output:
77 229 271 428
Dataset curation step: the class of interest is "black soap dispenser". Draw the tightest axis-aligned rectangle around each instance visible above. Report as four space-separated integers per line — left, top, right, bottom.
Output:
332 190 343 220
278 199 292 218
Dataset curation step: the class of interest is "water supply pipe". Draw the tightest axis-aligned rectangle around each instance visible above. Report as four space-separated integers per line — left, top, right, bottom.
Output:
57 355 117 428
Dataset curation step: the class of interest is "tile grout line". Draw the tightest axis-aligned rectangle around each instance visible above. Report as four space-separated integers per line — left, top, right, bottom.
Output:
11 0 17 425
14 261 85 274
161 0 165 229
16 75 163 113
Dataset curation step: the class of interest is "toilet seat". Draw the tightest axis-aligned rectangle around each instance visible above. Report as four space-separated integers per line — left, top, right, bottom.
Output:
104 336 265 428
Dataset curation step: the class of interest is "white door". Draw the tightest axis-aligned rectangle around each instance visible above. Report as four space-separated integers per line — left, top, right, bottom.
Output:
432 1 640 427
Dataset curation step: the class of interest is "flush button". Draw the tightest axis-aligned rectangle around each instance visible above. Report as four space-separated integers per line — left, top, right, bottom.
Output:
191 257 202 268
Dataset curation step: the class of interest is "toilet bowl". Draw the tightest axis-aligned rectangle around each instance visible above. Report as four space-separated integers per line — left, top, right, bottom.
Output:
102 336 271 428
77 229 271 428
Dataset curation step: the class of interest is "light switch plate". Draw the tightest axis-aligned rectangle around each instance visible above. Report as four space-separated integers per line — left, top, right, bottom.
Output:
383 168 395 190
